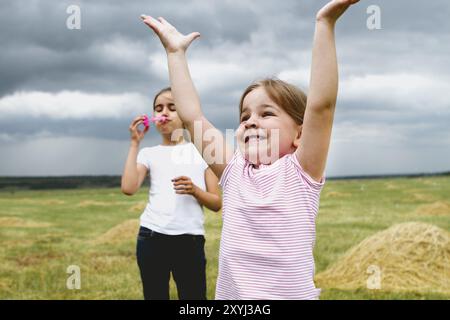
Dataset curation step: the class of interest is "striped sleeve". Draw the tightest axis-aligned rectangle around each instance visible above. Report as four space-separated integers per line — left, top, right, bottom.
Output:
289 153 326 193
218 148 240 189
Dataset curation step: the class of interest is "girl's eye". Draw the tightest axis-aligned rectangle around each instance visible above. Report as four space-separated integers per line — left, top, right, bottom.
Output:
240 116 249 122
169 106 176 112
262 112 274 117
155 108 162 113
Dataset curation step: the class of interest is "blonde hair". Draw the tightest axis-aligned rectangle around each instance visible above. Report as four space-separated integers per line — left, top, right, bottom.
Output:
239 78 307 125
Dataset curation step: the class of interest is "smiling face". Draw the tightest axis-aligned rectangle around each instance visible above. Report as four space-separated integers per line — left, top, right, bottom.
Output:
237 86 303 166
153 91 184 136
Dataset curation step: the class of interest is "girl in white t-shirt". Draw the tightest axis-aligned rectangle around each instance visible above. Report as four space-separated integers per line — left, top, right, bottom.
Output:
121 87 222 300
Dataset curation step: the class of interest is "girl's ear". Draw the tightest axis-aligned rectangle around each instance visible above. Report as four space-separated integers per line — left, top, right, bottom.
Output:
293 125 303 148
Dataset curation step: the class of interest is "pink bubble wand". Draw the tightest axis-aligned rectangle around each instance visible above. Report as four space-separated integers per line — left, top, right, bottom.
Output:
143 115 168 128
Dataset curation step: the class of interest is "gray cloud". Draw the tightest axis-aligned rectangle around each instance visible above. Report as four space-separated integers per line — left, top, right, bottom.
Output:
1 0 449 176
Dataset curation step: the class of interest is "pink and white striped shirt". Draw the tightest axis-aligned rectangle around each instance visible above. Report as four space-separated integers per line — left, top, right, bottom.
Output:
216 150 325 300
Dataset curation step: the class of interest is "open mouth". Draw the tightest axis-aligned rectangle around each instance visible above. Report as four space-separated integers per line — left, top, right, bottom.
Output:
244 134 266 143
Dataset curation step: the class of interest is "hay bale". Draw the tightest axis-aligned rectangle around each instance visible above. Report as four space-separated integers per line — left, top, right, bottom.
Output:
92 219 140 245
416 201 450 216
315 222 450 294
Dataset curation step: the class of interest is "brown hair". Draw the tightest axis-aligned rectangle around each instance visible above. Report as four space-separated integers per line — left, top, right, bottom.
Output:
239 78 307 125
153 87 171 109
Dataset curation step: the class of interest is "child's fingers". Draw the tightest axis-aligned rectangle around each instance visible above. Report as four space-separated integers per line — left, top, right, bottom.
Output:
129 121 141 132
143 21 159 34
132 119 144 127
131 115 145 126
174 185 193 194
171 176 190 182
172 180 192 186
156 17 165 24
130 120 144 128
172 180 190 186
174 185 192 192
187 32 201 43
157 17 170 26
131 120 144 131
148 16 164 30
140 15 163 33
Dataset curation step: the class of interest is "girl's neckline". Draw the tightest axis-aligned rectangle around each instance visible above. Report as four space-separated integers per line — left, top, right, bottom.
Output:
158 141 189 147
248 153 291 173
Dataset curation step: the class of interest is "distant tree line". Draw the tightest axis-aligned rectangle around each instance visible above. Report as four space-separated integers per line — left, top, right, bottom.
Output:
0 176 123 191
0 172 448 191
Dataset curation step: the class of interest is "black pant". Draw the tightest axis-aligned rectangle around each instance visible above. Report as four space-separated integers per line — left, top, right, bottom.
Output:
136 226 207 300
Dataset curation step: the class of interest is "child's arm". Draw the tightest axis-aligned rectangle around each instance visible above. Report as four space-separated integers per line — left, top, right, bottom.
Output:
141 16 233 179
296 0 360 182
121 115 149 195
172 168 222 212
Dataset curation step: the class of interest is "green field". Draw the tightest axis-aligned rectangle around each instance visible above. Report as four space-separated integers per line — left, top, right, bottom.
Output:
0 176 449 300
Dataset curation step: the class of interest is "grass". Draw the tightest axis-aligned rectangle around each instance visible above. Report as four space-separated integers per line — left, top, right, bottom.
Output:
0 176 449 299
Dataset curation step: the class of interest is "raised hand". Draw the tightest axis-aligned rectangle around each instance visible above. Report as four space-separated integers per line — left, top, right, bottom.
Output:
316 0 360 25
140 15 200 54
129 115 149 143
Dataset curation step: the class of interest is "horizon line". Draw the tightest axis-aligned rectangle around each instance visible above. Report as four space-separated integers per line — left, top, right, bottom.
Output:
0 171 449 181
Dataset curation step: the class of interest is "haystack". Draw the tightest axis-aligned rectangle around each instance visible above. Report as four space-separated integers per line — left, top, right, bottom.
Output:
92 219 140 245
416 201 450 216
315 222 450 294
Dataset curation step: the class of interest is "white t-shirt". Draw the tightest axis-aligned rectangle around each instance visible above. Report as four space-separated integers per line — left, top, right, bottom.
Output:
137 142 209 235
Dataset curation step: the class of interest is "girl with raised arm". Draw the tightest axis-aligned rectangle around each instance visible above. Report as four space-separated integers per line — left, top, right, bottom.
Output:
141 0 360 300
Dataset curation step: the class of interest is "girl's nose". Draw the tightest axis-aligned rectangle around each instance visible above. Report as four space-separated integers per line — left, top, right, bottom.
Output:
244 115 258 129
161 106 170 117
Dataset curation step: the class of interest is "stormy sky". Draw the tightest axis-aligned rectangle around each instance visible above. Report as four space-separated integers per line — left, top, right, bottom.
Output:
0 0 449 177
